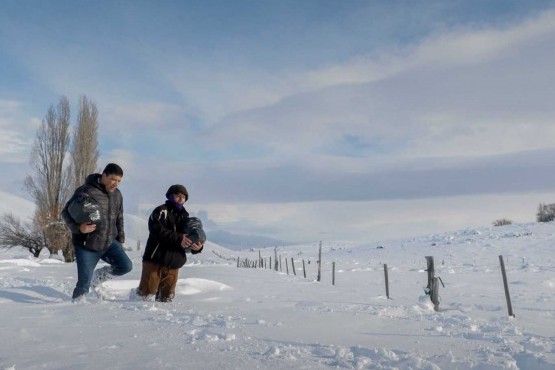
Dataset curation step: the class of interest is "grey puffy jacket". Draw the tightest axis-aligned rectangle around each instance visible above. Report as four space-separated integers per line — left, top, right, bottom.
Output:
62 173 125 252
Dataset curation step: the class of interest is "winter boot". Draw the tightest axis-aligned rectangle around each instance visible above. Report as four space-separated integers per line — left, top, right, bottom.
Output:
90 266 115 298
130 288 155 302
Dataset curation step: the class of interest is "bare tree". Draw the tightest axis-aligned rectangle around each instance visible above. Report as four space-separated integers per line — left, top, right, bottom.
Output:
0 214 46 258
71 95 99 188
24 96 73 260
0 95 101 261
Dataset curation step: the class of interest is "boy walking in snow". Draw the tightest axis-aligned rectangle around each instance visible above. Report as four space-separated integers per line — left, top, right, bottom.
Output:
136 184 204 302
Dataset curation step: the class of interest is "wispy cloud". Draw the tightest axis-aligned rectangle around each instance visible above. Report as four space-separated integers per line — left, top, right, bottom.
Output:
200 10 555 161
0 99 35 162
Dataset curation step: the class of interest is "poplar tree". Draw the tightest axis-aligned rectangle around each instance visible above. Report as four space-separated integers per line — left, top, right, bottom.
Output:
71 95 99 188
24 96 72 259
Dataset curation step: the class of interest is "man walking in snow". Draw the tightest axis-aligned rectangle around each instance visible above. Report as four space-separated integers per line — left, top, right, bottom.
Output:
62 163 132 301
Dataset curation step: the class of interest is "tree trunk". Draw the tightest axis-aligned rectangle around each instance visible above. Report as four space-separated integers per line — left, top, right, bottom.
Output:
62 237 75 262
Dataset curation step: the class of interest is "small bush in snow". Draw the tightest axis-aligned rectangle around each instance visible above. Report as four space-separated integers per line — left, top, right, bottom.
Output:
536 203 555 222
493 218 513 227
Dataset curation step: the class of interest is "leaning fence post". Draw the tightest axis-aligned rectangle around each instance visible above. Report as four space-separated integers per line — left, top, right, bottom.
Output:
499 255 515 318
302 259 306 278
285 258 289 275
384 263 390 299
291 258 296 275
425 256 440 311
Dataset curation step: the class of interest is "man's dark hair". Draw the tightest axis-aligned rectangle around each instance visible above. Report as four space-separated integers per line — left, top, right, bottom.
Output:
102 163 124 176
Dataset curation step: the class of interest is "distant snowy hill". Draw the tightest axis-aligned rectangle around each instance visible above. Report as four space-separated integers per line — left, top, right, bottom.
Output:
0 189 35 220
0 189 290 250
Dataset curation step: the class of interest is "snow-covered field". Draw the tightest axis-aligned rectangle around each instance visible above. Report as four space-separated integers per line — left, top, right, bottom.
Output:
1 222 554 369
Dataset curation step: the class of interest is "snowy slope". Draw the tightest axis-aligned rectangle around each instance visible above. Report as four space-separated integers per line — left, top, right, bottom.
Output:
1 221 554 369
0 190 34 221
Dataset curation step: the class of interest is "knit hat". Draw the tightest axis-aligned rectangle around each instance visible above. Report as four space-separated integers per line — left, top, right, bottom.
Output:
165 184 188 201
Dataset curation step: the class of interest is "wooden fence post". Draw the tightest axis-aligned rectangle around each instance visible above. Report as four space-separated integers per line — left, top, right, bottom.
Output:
302 259 306 278
285 258 289 275
274 248 278 271
499 255 515 317
317 241 322 282
291 258 296 275
332 262 335 285
384 263 390 299
425 256 440 311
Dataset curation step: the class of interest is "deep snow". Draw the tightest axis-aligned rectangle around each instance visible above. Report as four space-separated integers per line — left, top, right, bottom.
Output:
1 221 554 369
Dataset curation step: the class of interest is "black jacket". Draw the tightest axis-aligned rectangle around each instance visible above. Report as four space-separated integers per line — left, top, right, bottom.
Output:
142 201 203 269
61 174 125 252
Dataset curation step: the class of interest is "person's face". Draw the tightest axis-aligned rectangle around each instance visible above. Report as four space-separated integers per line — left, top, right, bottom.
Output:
173 193 187 205
101 173 122 193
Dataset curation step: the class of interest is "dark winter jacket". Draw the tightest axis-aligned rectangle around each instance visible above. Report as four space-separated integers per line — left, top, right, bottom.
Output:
61 174 125 252
142 201 203 269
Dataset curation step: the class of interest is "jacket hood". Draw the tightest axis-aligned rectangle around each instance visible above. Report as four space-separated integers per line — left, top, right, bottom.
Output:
85 173 104 191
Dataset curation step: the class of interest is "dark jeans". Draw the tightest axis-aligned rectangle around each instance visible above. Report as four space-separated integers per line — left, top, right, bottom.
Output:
72 240 132 299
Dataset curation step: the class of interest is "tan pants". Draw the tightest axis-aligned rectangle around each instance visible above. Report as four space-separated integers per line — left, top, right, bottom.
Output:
137 261 179 302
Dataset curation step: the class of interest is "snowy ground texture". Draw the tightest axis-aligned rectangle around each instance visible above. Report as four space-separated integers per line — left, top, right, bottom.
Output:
1 222 554 370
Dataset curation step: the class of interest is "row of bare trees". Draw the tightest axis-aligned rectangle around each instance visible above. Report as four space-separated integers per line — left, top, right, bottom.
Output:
0 96 99 261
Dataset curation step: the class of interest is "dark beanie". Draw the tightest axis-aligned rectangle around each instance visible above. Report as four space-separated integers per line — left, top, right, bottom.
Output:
165 184 188 201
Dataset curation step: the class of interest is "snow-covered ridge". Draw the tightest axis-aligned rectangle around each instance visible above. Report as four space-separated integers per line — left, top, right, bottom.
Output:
1 221 554 369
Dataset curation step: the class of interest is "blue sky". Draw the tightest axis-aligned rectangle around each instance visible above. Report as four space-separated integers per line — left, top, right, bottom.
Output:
2 1 555 246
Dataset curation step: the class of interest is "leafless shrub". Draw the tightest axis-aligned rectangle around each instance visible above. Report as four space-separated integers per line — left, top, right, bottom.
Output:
536 203 555 223
0 213 46 258
493 218 513 227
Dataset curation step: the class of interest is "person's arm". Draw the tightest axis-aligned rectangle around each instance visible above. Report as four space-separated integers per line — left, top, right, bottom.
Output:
61 193 83 234
116 191 125 243
148 207 185 248
62 197 81 234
